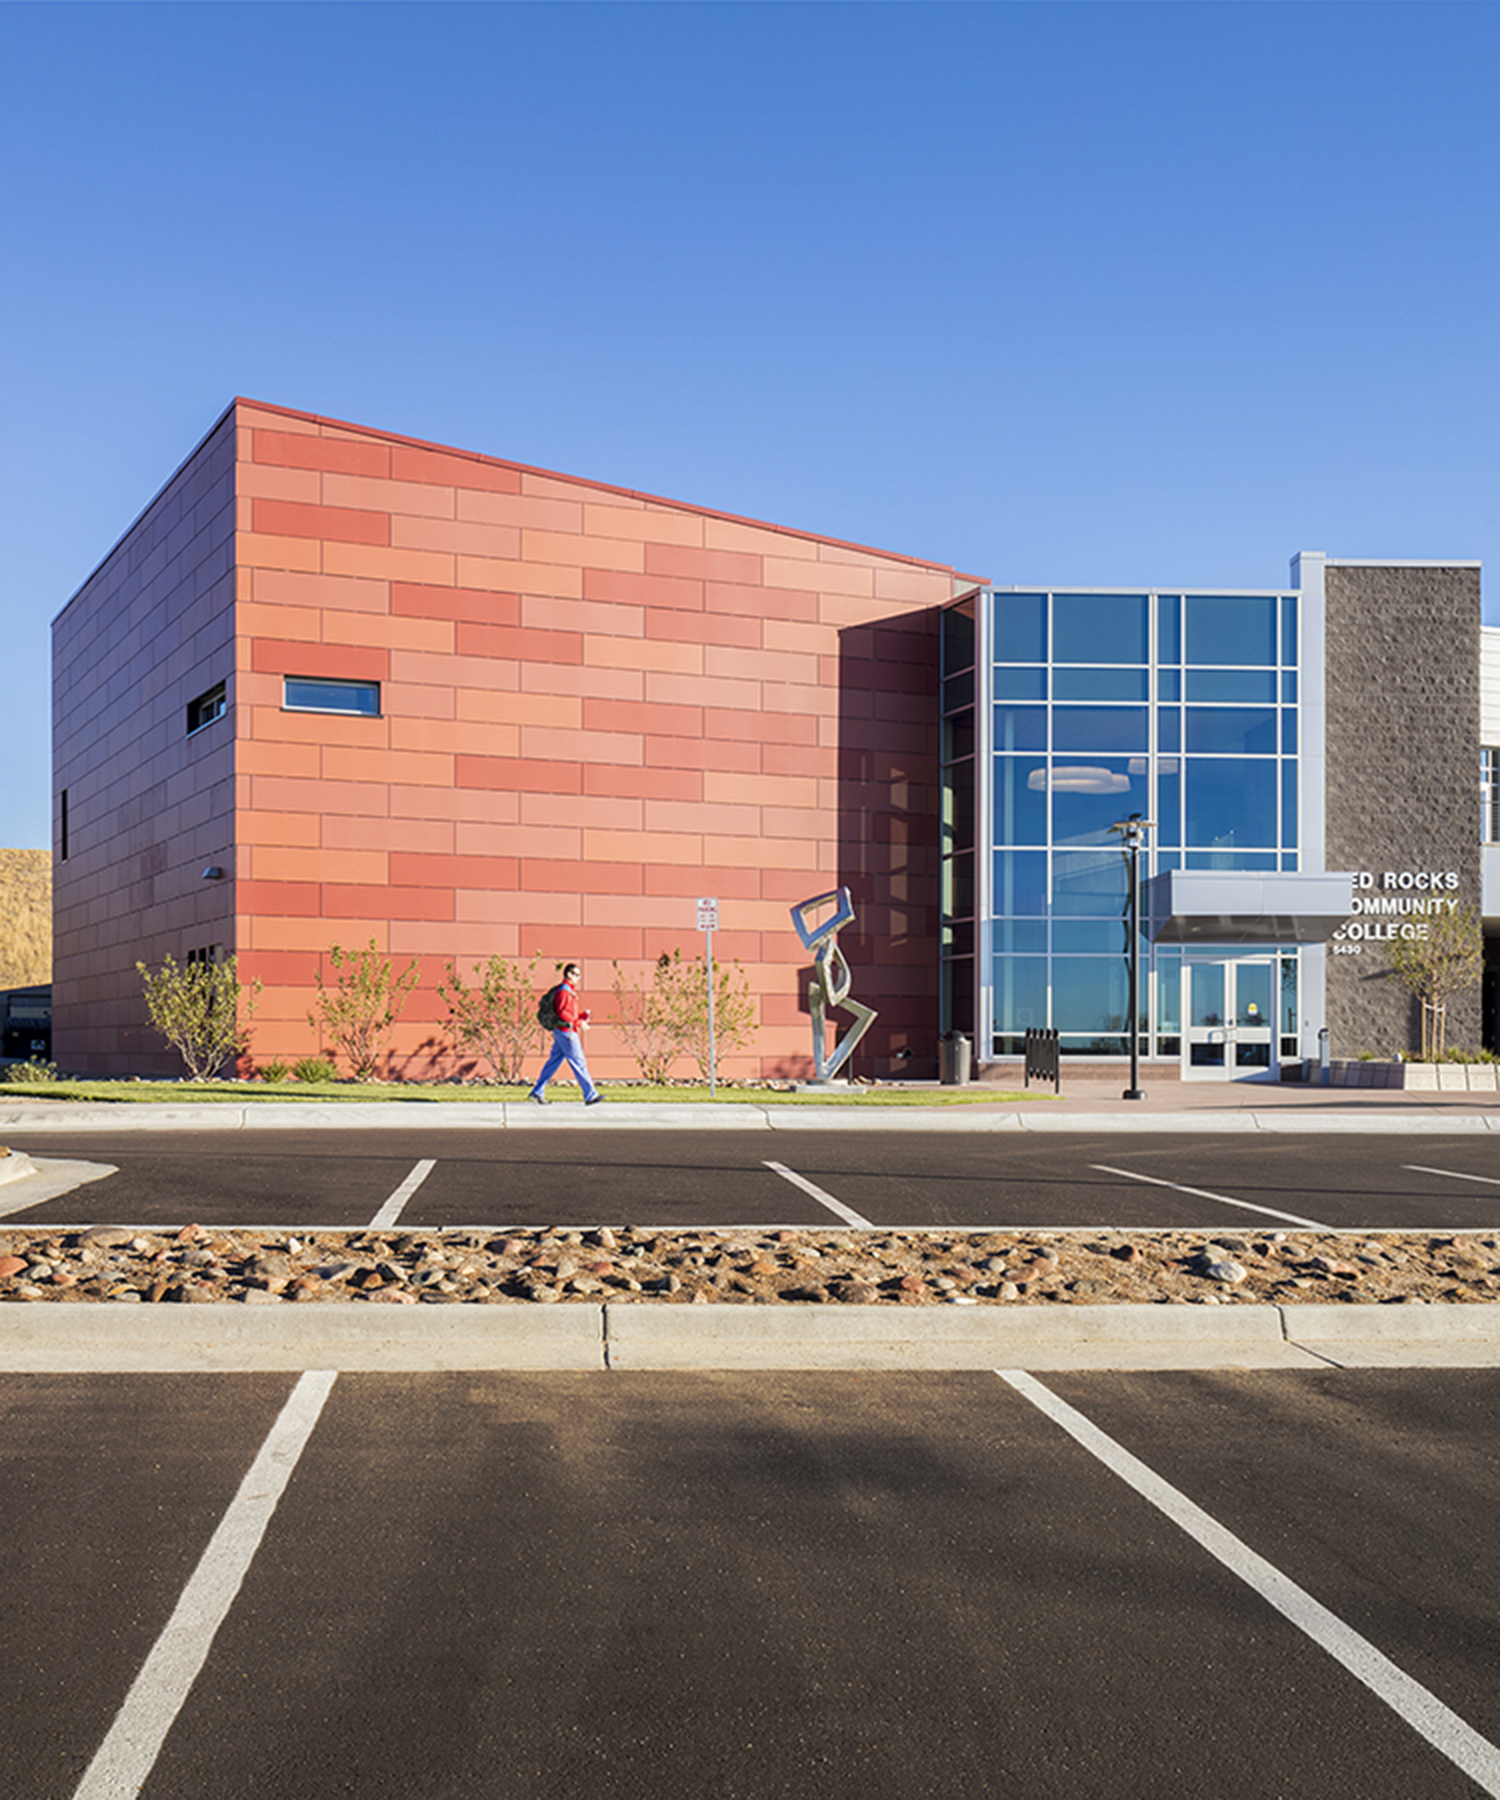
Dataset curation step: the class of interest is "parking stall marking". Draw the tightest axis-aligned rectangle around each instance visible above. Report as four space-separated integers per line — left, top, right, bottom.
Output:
367 1159 436 1229
763 1161 875 1228
72 1370 338 1800
1405 1165 1500 1189
998 1369 1500 1799
1091 1164 1330 1230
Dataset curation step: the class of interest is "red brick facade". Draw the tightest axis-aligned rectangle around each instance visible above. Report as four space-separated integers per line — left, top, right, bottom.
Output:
53 400 972 1079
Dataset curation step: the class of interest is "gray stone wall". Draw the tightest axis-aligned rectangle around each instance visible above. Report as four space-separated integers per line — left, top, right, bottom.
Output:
1323 564 1482 1055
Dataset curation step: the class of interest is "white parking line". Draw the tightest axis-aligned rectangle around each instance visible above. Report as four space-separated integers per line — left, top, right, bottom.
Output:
1405 1165 1500 1189
763 1161 875 1229
368 1159 436 1229
73 1369 338 1800
998 1369 1500 1797
1092 1164 1329 1230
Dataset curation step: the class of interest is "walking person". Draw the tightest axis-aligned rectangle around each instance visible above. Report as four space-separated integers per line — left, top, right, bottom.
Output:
529 962 603 1105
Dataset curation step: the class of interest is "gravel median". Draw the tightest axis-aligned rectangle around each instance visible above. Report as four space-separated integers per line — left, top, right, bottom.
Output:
1 1222 1497 1308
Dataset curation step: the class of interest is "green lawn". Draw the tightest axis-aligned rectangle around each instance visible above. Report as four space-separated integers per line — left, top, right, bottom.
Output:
0 1076 1037 1107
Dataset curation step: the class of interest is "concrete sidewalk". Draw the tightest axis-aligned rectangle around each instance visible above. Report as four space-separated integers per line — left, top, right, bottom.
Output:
1 1298 1497 1373
4 1078 1500 1133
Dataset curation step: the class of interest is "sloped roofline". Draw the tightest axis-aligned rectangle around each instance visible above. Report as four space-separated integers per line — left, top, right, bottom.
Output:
56 396 986 623
238 396 983 582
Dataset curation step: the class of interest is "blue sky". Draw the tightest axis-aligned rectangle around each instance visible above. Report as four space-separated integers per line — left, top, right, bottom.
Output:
3 0 1497 850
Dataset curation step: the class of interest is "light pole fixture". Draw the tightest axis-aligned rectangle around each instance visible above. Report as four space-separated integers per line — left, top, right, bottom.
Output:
1109 813 1154 1101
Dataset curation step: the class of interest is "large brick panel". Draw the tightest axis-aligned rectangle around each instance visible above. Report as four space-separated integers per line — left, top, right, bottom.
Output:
54 400 971 1080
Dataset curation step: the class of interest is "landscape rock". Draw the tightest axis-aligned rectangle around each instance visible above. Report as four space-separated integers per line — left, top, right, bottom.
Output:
0 1222 1493 1309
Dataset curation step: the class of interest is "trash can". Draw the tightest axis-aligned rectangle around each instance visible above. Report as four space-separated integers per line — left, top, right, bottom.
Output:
939 1030 972 1086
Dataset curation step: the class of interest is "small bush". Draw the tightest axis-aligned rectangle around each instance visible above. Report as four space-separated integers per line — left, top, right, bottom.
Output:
308 940 420 1080
2 1058 59 1085
611 953 687 1083
137 954 261 1080
258 1059 291 1083
292 1055 339 1084
439 952 544 1082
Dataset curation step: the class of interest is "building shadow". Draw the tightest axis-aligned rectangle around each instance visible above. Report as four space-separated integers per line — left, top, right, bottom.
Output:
832 608 943 1081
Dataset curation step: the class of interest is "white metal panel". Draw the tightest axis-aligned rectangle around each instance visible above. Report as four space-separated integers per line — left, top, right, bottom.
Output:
1481 627 1500 745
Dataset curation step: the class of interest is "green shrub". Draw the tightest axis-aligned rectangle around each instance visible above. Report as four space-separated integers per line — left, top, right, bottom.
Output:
439 952 543 1082
308 940 420 1080
611 947 757 1084
292 1055 339 1084
258 1059 291 1083
2 1057 59 1085
137 955 261 1080
611 953 687 1083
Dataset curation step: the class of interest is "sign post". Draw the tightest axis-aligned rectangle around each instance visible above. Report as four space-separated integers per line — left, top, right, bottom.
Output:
697 897 719 1097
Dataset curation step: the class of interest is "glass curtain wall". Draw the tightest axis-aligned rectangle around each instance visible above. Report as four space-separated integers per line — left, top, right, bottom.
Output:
985 587 1301 1061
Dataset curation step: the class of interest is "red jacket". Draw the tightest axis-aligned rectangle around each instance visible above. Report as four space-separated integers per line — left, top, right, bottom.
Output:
554 980 590 1031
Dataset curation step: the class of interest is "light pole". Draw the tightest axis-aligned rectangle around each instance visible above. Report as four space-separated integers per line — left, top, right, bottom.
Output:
1110 813 1153 1101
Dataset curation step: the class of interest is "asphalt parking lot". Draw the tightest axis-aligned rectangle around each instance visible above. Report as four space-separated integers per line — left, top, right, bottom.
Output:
5 1127 1500 1233
5 1365 1498 1800
5 1117 1499 1799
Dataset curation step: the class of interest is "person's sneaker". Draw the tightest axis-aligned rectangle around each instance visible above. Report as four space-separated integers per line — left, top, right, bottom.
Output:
585 1095 603 1106
528 1092 547 1105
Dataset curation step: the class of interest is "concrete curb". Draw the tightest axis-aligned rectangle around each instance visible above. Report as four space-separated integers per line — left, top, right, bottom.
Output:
602 1303 1323 1371
0 1302 603 1372
3 1101 1500 1134
0 1159 119 1221
1282 1303 1500 1367
2 1300 1497 1372
0 1151 38 1186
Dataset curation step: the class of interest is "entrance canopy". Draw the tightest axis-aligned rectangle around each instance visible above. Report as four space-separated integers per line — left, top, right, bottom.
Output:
1143 869 1354 945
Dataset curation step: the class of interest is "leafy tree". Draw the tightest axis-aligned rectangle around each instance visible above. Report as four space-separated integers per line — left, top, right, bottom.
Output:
1386 904 1484 1059
663 947 757 1083
137 954 261 1080
610 952 687 1083
308 939 420 1080
439 951 544 1083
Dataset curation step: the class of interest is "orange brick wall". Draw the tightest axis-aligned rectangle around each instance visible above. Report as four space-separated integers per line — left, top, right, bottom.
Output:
54 398 966 1080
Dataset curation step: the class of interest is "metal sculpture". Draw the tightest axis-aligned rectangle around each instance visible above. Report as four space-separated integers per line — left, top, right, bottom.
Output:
790 886 877 1082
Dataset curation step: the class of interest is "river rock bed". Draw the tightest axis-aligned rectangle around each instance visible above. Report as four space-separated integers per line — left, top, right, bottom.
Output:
0 1224 1498 1306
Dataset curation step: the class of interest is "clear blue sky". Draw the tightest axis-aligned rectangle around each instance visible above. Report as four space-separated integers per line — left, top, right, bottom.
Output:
3 0 1497 850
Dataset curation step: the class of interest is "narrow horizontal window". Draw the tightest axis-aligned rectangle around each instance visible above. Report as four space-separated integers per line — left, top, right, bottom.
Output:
186 681 227 735
283 677 381 717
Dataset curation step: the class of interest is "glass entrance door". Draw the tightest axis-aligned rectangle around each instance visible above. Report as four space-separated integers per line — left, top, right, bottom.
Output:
1182 959 1276 1080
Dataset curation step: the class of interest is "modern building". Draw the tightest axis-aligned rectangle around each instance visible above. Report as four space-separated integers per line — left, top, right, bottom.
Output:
940 563 1487 1078
51 399 969 1079
50 398 1496 1081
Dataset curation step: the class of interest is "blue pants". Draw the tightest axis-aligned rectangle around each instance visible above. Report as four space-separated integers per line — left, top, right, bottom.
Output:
531 1029 600 1102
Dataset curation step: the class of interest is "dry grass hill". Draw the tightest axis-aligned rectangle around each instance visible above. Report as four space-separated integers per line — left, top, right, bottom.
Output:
0 849 51 988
